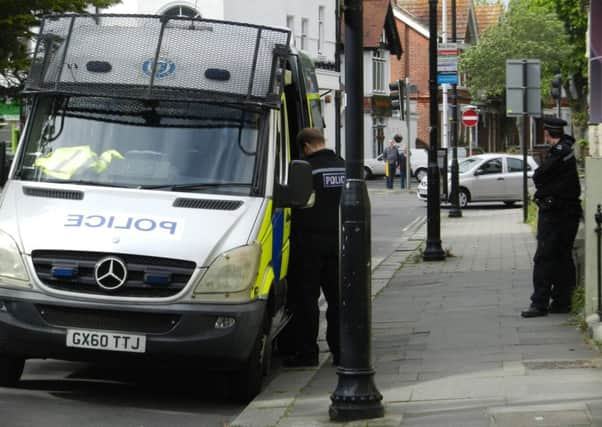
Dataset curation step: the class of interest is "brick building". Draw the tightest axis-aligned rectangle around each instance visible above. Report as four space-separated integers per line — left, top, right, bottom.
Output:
391 0 503 151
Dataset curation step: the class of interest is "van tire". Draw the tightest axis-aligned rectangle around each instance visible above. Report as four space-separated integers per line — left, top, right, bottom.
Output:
0 356 24 386
229 312 271 403
415 168 427 182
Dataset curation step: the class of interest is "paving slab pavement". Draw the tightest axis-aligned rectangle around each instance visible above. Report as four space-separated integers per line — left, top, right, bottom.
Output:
232 207 602 427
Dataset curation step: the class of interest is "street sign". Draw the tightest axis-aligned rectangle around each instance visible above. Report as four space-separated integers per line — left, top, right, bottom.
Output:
437 74 458 85
462 109 478 127
437 43 458 86
505 59 541 117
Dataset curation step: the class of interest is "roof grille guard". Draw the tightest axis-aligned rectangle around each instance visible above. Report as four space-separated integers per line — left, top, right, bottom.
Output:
25 14 291 107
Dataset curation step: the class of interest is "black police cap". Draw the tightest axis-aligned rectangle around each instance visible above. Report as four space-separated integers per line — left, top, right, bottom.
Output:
542 116 567 131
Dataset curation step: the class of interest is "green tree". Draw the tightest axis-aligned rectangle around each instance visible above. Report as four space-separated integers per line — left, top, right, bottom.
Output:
0 0 121 98
530 0 588 126
460 0 571 100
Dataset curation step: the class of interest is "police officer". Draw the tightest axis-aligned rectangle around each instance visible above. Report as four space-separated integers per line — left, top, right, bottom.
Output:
283 128 345 366
522 117 582 318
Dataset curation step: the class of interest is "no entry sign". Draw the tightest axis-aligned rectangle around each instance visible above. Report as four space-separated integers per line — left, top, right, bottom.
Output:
462 109 479 127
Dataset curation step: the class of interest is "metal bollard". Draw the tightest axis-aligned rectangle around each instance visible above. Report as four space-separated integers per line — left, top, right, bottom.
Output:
594 205 602 320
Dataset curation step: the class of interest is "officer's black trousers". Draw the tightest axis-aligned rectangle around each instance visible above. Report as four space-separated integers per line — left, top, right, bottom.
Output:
286 234 340 359
531 209 580 310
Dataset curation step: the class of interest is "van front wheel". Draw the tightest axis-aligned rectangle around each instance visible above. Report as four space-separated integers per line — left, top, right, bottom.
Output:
0 356 24 386
229 313 271 403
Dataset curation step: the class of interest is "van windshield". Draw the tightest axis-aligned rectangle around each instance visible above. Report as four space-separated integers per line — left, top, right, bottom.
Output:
17 96 264 196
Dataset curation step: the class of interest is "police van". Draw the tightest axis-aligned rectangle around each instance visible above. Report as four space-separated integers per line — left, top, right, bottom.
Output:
0 14 323 401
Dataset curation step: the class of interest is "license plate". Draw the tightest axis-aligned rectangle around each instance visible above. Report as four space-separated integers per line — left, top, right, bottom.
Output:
66 329 146 353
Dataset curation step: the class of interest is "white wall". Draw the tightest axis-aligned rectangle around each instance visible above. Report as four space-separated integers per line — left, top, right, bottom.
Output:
104 0 225 19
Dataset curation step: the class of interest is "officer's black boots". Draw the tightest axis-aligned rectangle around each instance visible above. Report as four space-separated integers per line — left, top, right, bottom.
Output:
548 303 571 314
521 306 548 318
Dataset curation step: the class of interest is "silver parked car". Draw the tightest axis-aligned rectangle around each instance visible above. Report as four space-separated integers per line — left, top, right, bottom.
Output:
417 153 539 208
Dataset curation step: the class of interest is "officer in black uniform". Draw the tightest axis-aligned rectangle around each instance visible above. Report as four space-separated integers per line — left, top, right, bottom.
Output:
522 117 582 318
283 128 345 366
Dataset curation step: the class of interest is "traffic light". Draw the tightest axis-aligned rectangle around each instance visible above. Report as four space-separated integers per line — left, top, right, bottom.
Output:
550 74 562 100
389 79 405 120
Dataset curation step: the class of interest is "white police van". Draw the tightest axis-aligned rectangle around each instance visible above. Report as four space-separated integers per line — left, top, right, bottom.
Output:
0 14 324 401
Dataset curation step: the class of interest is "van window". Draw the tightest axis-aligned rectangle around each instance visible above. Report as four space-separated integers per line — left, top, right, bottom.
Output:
298 53 323 129
18 96 265 195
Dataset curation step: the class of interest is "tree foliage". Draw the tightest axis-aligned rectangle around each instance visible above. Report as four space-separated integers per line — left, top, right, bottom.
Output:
460 0 572 100
529 0 588 124
0 0 121 98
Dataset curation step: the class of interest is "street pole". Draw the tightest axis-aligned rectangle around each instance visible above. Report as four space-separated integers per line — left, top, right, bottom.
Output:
329 0 384 421
522 60 529 223
441 0 449 203
406 77 412 192
423 0 446 262
335 0 342 155
448 0 461 218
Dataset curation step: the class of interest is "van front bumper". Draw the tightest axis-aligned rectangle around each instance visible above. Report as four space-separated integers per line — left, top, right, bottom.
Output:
0 288 265 370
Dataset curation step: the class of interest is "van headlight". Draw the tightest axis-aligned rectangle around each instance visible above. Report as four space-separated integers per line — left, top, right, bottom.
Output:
0 230 30 287
193 243 260 294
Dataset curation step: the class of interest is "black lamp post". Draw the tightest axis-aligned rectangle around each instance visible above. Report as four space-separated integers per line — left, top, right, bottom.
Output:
448 0 462 218
329 0 384 421
423 0 446 261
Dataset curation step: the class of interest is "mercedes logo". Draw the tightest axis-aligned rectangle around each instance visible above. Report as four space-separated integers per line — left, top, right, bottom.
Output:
94 256 128 291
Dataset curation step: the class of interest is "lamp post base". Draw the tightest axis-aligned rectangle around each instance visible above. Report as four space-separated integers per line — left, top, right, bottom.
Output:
423 240 445 261
329 369 384 422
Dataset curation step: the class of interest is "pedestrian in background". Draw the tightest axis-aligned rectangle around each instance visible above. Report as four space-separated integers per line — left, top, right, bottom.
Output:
398 144 407 189
383 135 401 189
282 128 344 366
522 117 582 318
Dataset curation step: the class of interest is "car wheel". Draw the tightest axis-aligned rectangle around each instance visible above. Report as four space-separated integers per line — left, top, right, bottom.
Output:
363 167 372 180
415 168 427 182
458 188 469 209
0 356 24 387
229 312 271 403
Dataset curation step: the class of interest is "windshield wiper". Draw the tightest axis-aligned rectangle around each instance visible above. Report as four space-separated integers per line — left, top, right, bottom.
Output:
44 179 134 188
140 182 251 191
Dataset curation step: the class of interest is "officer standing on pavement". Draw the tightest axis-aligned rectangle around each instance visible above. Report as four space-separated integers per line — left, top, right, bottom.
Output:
522 117 582 318
283 128 345 366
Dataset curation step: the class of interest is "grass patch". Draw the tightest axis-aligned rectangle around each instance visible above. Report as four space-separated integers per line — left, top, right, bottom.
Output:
526 199 538 234
410 247 424 263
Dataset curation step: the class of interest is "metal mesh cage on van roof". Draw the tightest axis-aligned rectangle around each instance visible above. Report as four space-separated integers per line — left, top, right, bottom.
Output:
25 14 291 107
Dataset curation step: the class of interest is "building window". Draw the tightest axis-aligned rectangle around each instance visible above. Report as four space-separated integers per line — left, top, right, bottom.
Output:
301 18 309 50
372 49 386 93
286 15 296 47
163 5 201 18
318 6 325 53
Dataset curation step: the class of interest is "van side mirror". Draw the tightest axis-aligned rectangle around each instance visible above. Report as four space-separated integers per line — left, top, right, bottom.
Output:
474 169 483 176
275 160 313 208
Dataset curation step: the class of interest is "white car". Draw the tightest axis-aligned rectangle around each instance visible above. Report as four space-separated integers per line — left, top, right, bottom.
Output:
417 153 539 208
364 148 429 180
